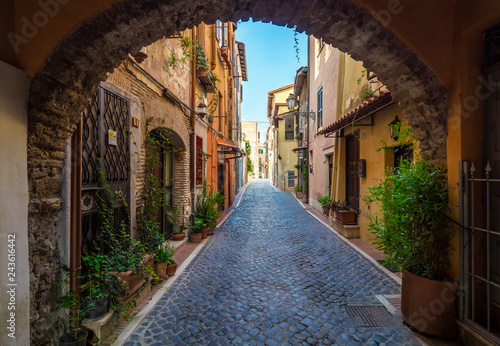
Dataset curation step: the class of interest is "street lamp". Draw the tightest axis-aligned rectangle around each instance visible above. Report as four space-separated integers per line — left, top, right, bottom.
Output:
286 93 298 110
195 93 208 118
286 94 316 120
389 115 401 141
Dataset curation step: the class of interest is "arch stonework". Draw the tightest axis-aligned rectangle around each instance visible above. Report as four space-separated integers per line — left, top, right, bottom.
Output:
27 0 447 343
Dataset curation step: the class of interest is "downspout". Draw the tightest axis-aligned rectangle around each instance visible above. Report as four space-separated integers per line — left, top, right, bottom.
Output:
190 27 197 210
331 52 345 199
306 36 311 204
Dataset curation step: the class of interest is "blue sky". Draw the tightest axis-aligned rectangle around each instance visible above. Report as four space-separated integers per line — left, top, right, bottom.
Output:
235 20 308 140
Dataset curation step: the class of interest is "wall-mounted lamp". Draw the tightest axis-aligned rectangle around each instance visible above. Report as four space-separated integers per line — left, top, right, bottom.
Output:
389 115 401 141
286 93 316 120
286 93 298 110
195 93 208 118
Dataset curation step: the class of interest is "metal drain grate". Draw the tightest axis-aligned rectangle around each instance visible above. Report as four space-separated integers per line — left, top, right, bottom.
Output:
345 306 398 327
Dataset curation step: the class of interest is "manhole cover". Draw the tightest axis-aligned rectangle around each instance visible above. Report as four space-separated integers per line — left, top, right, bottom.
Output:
345 306 398 327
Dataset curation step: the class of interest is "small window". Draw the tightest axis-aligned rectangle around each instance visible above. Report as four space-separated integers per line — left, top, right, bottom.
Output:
288 170 295 187
196 136 204 185
317 87 323 129
394 145 413 169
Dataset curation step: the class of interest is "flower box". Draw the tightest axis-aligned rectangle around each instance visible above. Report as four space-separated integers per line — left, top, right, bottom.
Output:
334 210 357 225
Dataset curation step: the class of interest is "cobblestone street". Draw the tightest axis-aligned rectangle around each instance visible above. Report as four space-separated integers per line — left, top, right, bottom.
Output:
123 180 420 345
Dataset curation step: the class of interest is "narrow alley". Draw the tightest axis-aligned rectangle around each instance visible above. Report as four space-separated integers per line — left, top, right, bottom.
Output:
120 180 419 345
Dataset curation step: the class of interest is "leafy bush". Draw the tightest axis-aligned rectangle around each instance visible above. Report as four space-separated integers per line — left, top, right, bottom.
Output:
317 195 331 209
364 160 453 280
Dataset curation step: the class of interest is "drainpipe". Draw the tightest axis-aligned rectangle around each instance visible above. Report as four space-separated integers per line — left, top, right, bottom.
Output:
70 118 82 327
190 27 197 210
306 36 311 204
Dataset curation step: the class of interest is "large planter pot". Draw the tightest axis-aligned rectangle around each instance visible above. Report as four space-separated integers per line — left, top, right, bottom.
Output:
334 210 357 225
82 293 109 320
201 226 209 239
171 233 185 241
190 232 202 243
116 270 146 297
208 224 216 235
296 191 304 199
166 262 178 277
154 262 168 281
59 329 88 346
401 270 457 339
322 207 330 217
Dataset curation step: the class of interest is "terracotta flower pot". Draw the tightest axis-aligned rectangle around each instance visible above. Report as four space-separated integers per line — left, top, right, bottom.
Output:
196 68 207 76
166 262 178 277
323 207 330 217
116 270 145 297
154 262 168 281
201 226 209 239
171 233 185 241
190 232 202 243
334 210 357 225
401 270 457 339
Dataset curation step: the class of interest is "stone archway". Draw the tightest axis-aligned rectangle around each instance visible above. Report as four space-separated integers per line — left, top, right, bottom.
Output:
27 0 447 342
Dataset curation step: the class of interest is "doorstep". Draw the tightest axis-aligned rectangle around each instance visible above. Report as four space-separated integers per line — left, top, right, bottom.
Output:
169 236 188 252
331 219 360 238
84 281 152 344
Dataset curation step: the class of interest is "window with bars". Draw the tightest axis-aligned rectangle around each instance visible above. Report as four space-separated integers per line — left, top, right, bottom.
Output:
317 86 323 130
285 115 294 140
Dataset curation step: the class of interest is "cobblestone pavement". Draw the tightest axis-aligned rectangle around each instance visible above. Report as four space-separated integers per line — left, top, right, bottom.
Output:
123 180 420 345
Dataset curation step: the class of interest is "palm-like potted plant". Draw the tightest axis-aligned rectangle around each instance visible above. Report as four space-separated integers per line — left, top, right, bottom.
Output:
317 196 332 216
331 200 357 224
364 159 456 338
165 203 186 240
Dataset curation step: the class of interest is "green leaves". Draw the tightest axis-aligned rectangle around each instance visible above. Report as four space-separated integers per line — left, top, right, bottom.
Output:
364 160 453 280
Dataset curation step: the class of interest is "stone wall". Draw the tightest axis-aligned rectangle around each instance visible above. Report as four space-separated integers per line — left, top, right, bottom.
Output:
27 0 447 343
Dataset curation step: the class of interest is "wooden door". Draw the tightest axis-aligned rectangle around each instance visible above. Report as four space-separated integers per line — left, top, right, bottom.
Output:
345 134 359 209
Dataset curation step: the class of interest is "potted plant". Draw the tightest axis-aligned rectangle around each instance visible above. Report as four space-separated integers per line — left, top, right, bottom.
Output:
295 133 302 140
189 218 205 243
364 159 456 338
331 200 357 224
56 267 89 346
165 203 186 240
195 40 209 76
294 163 301 170
360 88 373 101
295 185 304 199
154 242 176 281
317 196 332 217
80 253 110 320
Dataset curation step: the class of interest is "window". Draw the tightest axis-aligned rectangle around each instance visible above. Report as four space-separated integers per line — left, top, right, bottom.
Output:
259 149 264 154
394 145 413 169
196 136 204 185
317 87 323 129
288 170 295 187
285 115 294 140
215 20 228 47
259 167 262 172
